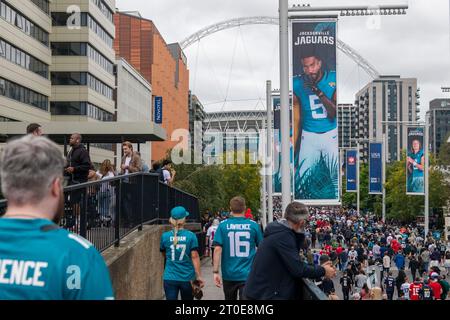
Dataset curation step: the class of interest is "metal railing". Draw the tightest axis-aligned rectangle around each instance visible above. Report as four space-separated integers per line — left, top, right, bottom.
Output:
0 173 200 252
299 279 329 300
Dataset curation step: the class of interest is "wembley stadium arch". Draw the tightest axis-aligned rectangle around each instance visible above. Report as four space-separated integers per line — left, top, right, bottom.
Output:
180 16 381 79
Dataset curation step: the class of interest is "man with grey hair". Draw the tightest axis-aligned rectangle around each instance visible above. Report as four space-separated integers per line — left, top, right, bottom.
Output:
0 135 114 300
244 202 336 300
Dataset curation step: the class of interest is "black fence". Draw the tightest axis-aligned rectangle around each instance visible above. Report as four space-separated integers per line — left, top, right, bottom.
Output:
0 173 200 252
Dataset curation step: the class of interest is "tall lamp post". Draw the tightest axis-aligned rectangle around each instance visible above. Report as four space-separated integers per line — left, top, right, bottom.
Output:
278 1 409 211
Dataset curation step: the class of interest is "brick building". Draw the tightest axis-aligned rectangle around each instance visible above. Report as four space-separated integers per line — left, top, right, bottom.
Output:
114 11 189 161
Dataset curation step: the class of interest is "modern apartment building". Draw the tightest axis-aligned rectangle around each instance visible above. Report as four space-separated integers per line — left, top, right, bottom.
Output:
114 11 190 162
428 98 450 155
355 75 419 162
337 104 357 149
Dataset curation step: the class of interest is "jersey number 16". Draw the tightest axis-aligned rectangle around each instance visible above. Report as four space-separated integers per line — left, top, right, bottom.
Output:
228 231 250 258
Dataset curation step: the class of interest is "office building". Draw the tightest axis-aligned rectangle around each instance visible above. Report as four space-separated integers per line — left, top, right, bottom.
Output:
115 57 153 168
0 0 52 123
428 98 450 155
188 91 206 155
50 0 116 164
114 11 189 162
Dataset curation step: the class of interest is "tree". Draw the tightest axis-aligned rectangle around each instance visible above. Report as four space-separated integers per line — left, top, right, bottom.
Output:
438 132 450 165
385 152 450 223
174 164 226 215
342 163 382 216
172 151 262 218
221 151 262 218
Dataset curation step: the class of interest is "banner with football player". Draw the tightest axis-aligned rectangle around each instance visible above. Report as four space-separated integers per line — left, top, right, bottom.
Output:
273 94 293 195
292 19 339 204
346 150 357 193
406 127 425 195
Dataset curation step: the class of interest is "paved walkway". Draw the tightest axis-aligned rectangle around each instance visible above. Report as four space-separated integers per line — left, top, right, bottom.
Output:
201 257 224 300
200 256 449 300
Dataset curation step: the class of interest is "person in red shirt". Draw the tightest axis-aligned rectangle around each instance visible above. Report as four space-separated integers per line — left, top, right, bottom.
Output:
336 245 343 256
429 273 442 300
409 278 423 301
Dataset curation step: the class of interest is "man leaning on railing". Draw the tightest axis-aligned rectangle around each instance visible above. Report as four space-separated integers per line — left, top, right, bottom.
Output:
243 202 336 300
0 135 114 300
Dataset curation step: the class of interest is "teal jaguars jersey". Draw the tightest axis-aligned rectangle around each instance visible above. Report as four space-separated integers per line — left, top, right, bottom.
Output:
293 71 337 133
213 217 263 282
408 150 424 178
0 218 114 300
160 229 199 282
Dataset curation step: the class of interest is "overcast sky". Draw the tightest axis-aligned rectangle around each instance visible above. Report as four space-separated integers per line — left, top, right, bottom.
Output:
116 0 450 119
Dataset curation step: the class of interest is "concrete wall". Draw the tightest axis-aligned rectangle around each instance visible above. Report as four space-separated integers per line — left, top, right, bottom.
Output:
102 223 201 300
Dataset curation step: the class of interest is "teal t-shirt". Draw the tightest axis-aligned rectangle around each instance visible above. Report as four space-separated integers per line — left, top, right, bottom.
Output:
160 229 199 282
293 71 337 133
0 218 114 300
213 217 263 282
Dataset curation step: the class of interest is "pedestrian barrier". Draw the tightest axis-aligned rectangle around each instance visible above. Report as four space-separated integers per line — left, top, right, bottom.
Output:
0 173 200 252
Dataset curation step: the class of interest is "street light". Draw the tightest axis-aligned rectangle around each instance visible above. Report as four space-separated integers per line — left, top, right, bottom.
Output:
381 120 430 237
278 1 409 211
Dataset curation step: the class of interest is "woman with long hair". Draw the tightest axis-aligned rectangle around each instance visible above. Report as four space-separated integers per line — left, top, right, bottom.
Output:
160 206 204 300
96 159 115 225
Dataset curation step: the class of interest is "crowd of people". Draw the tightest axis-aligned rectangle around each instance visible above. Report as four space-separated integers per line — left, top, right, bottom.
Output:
1 129 449 301
300 207 450 300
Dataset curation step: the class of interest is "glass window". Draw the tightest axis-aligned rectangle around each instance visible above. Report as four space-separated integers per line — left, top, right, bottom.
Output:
0 1 49 46
0 77 47 111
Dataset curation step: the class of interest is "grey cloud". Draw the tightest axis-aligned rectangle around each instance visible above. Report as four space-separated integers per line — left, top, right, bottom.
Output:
117 0 450 116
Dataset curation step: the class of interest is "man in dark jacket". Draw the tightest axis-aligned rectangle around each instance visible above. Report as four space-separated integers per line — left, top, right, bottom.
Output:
243 202 336 300
64 133 91 232
65 133 91 185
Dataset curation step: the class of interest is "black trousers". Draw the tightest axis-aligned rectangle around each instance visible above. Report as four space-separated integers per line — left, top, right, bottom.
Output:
342 289 350 300
223 280 245 300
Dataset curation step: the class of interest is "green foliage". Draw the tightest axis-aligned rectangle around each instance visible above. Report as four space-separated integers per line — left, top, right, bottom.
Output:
298 153 338 200
172 150 262 218
342 162 382 216
438 132 450 165
384 152 449 222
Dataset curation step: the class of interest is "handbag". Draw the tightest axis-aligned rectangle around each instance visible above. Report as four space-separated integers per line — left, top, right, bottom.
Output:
191 280 203 300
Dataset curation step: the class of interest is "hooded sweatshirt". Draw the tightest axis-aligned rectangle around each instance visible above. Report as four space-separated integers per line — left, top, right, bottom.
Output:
244 220 325 300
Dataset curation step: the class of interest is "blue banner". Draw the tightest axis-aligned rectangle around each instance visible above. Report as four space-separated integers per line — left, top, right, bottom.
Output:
369 143 383 194
154 96 163 124
346 150 358 193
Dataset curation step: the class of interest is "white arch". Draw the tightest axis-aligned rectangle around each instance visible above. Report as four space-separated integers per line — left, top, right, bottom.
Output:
180 16 380 79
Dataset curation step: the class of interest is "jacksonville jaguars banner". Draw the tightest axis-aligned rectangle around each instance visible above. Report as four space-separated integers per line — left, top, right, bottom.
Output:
273 94 293 195
291 19 339 204
346 150 358 193
406 127 425 195
369 142 383 195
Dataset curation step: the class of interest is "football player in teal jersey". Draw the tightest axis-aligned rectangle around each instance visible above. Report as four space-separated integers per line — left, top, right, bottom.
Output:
407 139 425 193
213 197 263 300
0 135 114 300
160 206 204 300
293 47 338 200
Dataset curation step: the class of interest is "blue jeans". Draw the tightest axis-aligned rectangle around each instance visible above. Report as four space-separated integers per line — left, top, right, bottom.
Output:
164 280 193 300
